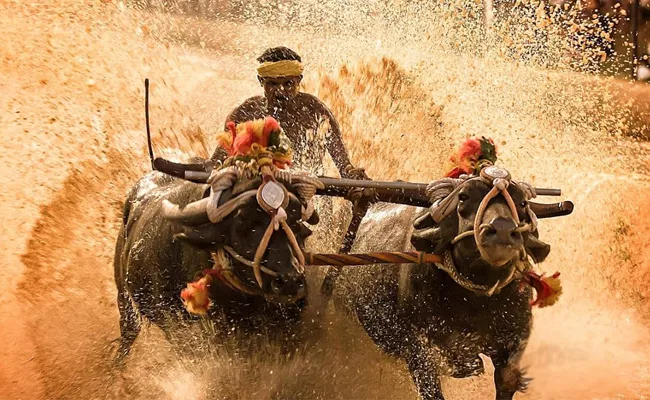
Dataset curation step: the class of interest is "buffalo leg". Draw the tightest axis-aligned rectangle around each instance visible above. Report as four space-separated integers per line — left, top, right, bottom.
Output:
405 347 445 400
114 291 141 365
492 344 531 400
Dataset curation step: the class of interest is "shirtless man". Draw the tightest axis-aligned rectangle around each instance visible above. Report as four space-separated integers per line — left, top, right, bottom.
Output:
210 46 367 181
211 47 372 294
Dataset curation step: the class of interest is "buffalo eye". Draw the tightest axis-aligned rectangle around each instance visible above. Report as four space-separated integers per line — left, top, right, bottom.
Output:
520 200 529 208
457 191 472 218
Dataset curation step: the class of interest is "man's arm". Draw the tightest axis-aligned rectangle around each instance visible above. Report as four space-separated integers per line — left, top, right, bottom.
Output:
325 113 352 174
320 103 369 180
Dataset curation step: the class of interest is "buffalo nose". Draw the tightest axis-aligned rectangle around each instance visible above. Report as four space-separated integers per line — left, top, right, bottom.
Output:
484 217 522 245
271 274 306 296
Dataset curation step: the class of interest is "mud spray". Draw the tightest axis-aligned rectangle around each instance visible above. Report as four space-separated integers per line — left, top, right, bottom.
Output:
2 0 650 399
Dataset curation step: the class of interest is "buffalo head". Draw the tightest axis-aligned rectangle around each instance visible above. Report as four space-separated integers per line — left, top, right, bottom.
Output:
412 167 550 294
161 173 319 304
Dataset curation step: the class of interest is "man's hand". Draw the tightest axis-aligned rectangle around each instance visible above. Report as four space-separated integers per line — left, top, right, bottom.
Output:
342 165 370 181
343 165 377 207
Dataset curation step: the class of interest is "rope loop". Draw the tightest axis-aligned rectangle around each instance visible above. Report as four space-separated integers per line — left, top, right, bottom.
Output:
493 177 509 191
419 166 542 297
204 163 322 290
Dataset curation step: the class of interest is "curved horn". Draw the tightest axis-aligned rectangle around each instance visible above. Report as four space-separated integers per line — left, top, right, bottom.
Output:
275 170 324 203
425 177 465 203
427 177 473 223
414 210 434 229
412 227 441 243
173 224 228 246
153 157 211 183
161 198 211 226
411 227 444 251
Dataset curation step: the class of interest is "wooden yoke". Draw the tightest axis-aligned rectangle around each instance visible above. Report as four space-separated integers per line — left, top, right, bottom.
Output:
150 158 574 219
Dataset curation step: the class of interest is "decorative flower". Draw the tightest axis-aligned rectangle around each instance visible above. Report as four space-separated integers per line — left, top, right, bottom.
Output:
180 274 213 315
523 271 562 308
215 117 293 169
445 136 498 178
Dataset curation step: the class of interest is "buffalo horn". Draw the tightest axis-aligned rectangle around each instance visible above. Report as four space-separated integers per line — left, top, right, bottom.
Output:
161 198 211 226
173 225 227 246
414 211 434 229
412 227 441 243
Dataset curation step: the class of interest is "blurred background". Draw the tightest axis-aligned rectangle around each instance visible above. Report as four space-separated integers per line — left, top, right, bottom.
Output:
129 0 650 80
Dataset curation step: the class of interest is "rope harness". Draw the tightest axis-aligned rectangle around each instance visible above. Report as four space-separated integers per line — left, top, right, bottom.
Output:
208 248 303 303
204 161 323 292
181 159 545 309
426 165 538 296
206 164 538 297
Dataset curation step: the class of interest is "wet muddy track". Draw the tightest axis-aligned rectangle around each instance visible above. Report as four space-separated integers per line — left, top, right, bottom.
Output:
3 2 650 399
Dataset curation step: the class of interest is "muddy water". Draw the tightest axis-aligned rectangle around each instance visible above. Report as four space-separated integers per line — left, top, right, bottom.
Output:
2 1 650 399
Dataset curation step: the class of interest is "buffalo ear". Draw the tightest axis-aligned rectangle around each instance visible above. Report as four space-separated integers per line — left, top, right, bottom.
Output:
411 213 458 254
299 223 313 238
525 234 551 263
174 224 229 248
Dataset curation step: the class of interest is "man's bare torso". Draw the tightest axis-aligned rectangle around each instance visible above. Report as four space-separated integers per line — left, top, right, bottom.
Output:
218 93 335 173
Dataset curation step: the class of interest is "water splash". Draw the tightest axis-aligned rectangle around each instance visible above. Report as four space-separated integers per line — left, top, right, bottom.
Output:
2 0 650 399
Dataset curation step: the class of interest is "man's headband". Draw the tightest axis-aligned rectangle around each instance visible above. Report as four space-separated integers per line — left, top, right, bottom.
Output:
257 60 304 78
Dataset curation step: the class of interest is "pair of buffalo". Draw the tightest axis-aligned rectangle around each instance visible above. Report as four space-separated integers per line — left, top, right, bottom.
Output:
113 164 552 400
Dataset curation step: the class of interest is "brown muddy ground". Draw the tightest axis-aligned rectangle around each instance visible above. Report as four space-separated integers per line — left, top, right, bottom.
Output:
2 1 650 399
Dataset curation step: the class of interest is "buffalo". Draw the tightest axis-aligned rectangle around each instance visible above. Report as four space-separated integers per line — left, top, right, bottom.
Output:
333 167 553 400
113 165 321 364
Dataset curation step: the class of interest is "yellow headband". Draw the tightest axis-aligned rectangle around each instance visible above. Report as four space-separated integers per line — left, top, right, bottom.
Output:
257 60 304 78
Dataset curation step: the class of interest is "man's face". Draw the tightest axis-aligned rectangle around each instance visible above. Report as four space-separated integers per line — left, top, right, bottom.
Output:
259 76 302 104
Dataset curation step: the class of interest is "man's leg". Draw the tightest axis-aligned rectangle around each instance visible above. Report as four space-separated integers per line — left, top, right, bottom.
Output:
320 195 371 296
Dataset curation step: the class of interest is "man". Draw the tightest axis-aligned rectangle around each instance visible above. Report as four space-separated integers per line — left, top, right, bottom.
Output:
211 46 367 181
211 47 373 295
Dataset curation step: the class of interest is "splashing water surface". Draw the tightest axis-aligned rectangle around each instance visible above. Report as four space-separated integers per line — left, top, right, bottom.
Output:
2 0 650 399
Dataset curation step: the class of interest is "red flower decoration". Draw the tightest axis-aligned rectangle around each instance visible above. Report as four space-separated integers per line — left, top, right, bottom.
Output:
445 136 498 178
180 272 218 315
523 271 562 308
